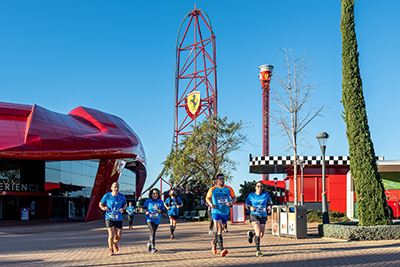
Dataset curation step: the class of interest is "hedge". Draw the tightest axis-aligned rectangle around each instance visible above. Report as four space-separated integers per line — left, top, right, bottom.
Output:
318 221 400 240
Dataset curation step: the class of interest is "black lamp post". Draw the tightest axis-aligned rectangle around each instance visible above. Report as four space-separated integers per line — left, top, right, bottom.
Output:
316 132 330 224
273 177 278 204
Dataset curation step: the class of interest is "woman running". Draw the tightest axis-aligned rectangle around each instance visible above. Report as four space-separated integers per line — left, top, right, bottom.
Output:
126 202 135 230
245 181 272 257
143 188 165 253
164 189 183 239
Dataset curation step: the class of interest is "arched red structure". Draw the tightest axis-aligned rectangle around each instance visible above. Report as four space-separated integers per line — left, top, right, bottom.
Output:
0 101 146 221
174 7 217 146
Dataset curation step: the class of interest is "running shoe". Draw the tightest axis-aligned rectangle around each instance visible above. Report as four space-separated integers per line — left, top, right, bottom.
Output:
247 231 254 244
211 240 217 255
113 242 119 252
209 230 213 235
151 248 158 253
170 234 175 240
256 250 264 257
147 243 151 252
222 229 226 233
225 229 228 233
221 248 228 257
109 249 114 256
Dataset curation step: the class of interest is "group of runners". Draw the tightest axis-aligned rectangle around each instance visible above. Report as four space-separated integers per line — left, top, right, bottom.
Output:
99 174 273 258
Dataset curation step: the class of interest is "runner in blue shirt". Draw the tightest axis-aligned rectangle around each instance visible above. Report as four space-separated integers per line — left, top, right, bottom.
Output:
99 182 127 256
126 202 135 230
143 188 165 253
245 181 272 257
164 188 183 239
206 173 236 257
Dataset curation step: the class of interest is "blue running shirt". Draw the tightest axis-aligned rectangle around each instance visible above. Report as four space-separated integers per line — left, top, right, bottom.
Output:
207 185 235 216
165 196 183 216
143 198 165 225
100 192 127 221
126 206 135 216
245 192 272 217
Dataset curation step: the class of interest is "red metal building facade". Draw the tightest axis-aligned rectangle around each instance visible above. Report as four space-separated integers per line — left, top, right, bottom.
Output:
0 101 146 221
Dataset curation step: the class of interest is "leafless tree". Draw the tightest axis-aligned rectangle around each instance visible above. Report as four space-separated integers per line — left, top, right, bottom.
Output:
269 47 325 205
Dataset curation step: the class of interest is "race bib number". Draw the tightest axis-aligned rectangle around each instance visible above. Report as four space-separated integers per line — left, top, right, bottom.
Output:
255 204 266 214
109 212 119 220
149 212 159 219
217 196 228 205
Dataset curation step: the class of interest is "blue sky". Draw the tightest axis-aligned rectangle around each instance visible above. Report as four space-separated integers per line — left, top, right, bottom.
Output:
1 1 400 195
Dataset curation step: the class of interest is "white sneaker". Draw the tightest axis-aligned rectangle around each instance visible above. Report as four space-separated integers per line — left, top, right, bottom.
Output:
209 230 213 235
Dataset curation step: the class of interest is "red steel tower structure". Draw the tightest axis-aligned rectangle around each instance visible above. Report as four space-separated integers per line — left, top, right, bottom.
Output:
258 64 274 181
174 7 217 147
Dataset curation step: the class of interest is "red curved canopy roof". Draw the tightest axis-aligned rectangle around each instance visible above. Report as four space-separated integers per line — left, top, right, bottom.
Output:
0 101 146 164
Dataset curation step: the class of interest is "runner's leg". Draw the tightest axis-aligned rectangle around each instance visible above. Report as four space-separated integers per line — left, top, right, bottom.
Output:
252 221 262 253
147 222 159 248
215 219 224 249
260 223 266 238
114 228 122 243
107 226 116 250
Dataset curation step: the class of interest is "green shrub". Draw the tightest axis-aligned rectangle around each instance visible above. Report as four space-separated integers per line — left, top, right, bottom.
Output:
307 210 350 223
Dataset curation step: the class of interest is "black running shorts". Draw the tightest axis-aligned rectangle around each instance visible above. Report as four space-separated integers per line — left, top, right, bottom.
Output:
249 214 268 224
105 219 123 229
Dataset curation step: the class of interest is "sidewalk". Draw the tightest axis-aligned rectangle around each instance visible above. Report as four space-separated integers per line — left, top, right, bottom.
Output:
1 214 399 266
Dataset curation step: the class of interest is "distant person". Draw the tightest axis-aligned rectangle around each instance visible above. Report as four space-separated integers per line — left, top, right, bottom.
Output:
99 182 127 256
164 189 183 239
245 181 272 257
206 173 236 257
126 202 135 230
143 188 165 253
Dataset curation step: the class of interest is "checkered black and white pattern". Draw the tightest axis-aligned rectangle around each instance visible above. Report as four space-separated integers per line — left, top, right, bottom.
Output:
249 155 384 167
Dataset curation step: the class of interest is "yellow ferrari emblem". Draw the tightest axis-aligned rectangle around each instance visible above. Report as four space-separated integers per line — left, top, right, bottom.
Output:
186 91 201 117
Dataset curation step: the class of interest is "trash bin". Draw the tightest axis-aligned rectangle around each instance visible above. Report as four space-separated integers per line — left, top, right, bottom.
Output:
271 205 279 236
272 205 287 236
279 205 289 237
287 205 307 239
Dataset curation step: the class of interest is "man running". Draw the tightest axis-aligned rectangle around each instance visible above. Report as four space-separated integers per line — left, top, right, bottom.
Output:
99 182 127 256
245 181 272 257
164 188 183 239
206 173 236 257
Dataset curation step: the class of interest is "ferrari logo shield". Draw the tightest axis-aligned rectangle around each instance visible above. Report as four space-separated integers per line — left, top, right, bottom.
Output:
185 91 201 119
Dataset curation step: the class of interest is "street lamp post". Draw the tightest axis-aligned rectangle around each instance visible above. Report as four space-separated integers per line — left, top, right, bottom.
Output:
316 132 330 224
273 177 278 204
299 160 305 206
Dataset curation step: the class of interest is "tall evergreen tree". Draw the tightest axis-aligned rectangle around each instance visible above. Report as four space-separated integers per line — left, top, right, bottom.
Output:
340 0 390 226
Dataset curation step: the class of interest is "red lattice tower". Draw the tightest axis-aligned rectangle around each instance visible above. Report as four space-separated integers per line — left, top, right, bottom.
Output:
259 65 274 181
174 6 217 147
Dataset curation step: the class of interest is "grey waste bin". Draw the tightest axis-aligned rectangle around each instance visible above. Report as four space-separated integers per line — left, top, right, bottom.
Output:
278 205 289 237
271 205 287 236
287 205 307 239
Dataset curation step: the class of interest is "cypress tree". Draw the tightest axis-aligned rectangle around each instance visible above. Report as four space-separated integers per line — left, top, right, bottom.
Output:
340 0 390 226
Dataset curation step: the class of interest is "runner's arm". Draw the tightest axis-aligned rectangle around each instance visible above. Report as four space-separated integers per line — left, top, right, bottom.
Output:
227 196 237 207
99 202 108 211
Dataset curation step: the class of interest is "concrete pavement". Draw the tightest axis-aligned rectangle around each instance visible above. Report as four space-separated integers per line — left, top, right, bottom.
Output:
0 214 399 266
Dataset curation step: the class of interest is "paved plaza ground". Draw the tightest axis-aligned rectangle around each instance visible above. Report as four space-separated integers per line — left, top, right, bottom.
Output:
0 214 399 267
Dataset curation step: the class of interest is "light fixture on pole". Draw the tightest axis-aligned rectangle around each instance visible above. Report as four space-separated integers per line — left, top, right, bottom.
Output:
299 160 305 206
316 132 330 224
273 177 278 204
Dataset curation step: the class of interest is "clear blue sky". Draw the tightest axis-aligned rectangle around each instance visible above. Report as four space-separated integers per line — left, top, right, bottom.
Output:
1 1 400 195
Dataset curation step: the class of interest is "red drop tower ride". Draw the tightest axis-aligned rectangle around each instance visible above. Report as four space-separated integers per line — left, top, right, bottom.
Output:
174 7 217 147
259 64 274 181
